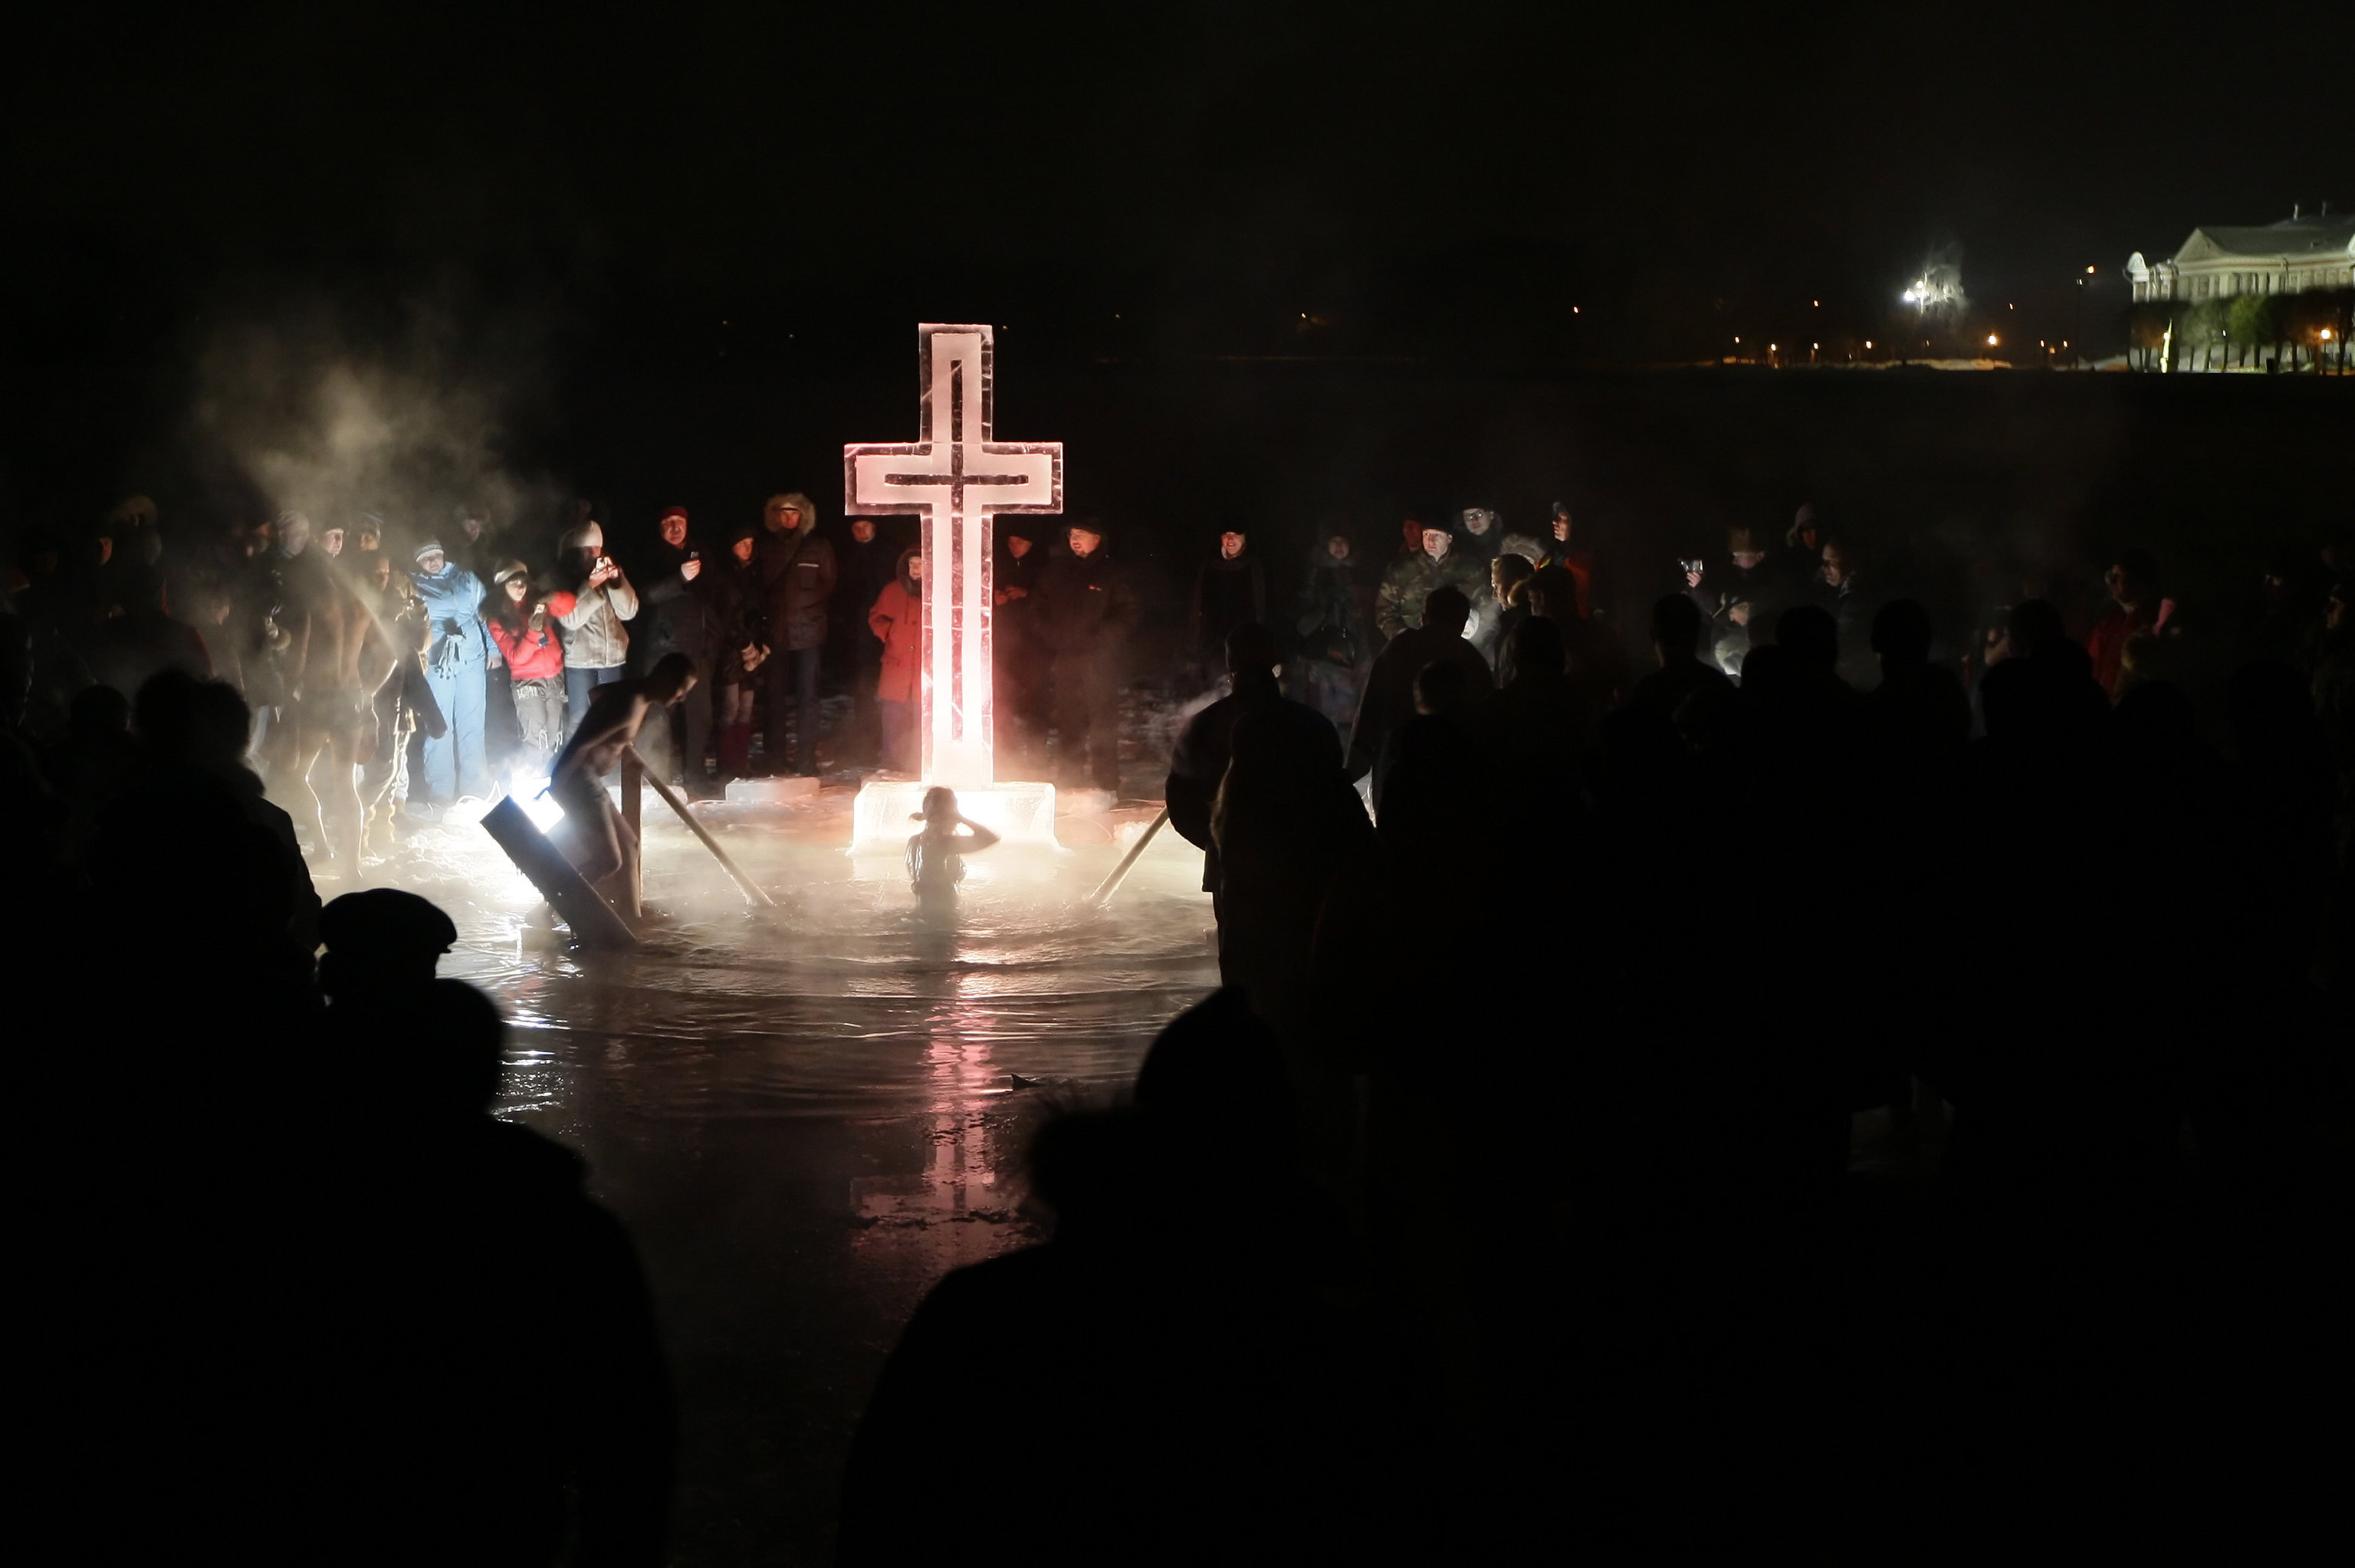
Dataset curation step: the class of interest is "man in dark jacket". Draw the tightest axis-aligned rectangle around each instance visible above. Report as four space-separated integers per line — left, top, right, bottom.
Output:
1167 622 1340 911
1186 530 1266 692
994 523 1049 771
754 491 838 776
834 516 895 766
640 506 720 795
1033 520 1138 792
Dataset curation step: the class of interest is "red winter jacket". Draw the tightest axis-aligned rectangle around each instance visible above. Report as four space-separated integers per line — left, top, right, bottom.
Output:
490 611 567 681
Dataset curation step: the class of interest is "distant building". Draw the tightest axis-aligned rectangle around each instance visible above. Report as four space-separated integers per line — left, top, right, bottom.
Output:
2127 210 2355 302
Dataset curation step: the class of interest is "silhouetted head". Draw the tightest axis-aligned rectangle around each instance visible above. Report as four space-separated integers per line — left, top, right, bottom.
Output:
647 651 698 704
1223 621 1279 678
136 669 251 772
1526 564 1580 621
1871 599 1934 666
918 785 958 823
1415 658 1472 716
1738 641 1793 695
1227 705 1342 779
381 979 508 1119
1508 615 1565 682
1775 604 1838 674
1650 592 1703 664
318 888 458 1004
69 683 132 741
1422 585 1472 637
2005 599 2068 659
1490 552 1534 606
1133 987 1296 1175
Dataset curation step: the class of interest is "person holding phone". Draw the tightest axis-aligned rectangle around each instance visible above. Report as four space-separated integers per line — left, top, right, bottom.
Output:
553 518 639 740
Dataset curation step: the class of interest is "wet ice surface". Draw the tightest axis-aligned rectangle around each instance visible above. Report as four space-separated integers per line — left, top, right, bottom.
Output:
345 791 1216 1565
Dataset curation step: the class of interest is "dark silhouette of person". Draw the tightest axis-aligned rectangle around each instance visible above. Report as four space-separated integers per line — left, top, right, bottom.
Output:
839 989 1398 1566
1167 621 1341 925
334 978 678 1565
1348 584 1490 782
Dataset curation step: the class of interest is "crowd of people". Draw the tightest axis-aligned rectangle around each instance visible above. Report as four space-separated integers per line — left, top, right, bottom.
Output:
848 510 2355 1556
7 482 2353 1559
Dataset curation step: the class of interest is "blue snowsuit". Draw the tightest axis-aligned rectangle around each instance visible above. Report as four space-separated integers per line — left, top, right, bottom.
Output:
410 562 491 801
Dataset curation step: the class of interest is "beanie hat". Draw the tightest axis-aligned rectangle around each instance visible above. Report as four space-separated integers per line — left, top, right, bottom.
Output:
728 517 760 544
560 522 605 553
493 559 530 586
659 505 689 526
413 538 445 562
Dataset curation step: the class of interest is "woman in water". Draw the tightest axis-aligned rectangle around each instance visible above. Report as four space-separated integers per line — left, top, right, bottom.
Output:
905 785 999 919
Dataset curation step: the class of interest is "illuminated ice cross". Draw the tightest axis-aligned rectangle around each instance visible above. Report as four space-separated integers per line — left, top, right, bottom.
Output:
845 323 1062 789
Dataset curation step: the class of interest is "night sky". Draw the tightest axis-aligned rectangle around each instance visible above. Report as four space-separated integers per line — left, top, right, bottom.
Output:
2 0 2344 523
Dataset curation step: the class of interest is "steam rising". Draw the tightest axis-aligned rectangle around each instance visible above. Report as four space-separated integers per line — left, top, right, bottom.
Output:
192 300 557 543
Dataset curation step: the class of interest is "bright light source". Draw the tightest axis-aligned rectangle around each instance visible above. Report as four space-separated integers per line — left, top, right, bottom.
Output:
1864 340 1873 349
1986 334 1999 346
1812 300 1820 307
2087 265 2097 274
2325 329 2337 341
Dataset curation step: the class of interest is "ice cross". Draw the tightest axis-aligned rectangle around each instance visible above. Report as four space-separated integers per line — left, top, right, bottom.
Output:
845 324 1062 788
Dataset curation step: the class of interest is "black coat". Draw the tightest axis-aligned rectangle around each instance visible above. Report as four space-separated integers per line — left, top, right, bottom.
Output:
641 539 721 664
1034 546 1140 658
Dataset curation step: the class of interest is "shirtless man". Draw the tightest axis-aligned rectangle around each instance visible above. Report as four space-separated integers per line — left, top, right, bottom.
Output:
271 512 391 876
548 652 698 894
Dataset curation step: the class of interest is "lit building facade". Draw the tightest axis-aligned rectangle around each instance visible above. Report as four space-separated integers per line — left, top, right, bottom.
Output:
2127 212 2355 302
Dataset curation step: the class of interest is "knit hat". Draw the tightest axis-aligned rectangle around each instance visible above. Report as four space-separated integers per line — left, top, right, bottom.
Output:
413 537 445 562
560 521 605 553
493 559 530 586
728 517 760 544
659 505 689 526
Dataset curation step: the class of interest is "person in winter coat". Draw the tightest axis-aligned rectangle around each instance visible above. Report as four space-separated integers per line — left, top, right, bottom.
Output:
409 537 492 808
1033 520 1139 792
711 520 769 782
868 548 925 773
484 560 567 779
1292 531 1374 731
993 523 1049 769
1375 523 1490 642
1185 530 1266 693
754 491 837 776
835 517 896 766
554 520 639 739
638 506 718 795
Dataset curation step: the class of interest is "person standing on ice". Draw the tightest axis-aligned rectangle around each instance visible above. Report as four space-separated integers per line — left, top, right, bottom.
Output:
906 786 999 921
409 536 492 811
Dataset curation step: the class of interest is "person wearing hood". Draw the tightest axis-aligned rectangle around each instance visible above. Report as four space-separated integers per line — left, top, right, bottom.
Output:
1033 520 1138 792
1185 529 1266 694
710 518 768 782
754 491 837 776
554 519 639 741
1375 521 1490 643
639 506 718 795
409 537 492 808
867 547 925 773
1291 530 1373 731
